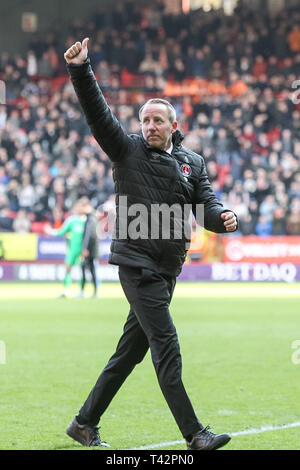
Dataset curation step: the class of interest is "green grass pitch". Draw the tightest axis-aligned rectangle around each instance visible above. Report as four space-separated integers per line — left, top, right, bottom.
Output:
0 282 300 450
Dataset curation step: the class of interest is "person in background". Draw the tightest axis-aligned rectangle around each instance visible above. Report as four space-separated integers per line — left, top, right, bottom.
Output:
76 197 100 298
12 209 31 233
45 199 86 298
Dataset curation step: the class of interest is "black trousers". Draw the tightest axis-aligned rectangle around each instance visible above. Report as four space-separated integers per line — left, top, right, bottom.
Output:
81 256 98 292
79 265 202 438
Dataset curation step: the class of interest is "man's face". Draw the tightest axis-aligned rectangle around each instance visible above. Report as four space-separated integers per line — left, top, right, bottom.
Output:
73 202 85 215
140 104 177 151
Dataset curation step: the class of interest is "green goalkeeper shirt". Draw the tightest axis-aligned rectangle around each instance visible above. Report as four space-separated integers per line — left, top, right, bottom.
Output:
55 215 86 254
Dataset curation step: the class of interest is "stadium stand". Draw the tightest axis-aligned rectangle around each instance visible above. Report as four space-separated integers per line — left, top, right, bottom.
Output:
0 0 300 235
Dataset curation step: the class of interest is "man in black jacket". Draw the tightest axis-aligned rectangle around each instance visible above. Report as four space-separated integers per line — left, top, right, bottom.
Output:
75 197 100 298
64 38 238 451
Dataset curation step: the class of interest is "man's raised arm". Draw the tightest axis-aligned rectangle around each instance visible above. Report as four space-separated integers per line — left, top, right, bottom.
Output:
64 38 131 162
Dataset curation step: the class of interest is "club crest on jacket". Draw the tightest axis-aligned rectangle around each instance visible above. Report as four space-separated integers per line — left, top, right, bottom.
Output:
180 163 191 177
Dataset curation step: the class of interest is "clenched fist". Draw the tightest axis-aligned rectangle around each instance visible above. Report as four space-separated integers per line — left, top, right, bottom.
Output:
220 211 238 232
64 37 89 65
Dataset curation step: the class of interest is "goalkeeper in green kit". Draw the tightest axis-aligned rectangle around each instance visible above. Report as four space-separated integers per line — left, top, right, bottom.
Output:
46 200 86 297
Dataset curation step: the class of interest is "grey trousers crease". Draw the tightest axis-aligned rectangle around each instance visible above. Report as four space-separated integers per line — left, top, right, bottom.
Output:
79 265 202 438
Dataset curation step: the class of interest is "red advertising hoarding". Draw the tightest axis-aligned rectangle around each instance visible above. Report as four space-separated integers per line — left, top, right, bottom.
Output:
223 236 300 264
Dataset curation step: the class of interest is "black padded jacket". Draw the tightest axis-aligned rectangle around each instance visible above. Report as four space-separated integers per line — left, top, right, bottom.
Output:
67 59 237 277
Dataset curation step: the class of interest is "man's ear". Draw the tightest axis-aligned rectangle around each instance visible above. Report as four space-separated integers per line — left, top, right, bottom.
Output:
171 121 178 133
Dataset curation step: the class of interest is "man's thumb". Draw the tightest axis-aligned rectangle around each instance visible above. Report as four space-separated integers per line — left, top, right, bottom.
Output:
82 37 89 50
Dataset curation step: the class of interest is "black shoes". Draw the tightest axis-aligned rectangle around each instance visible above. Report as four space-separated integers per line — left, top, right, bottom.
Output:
186 425 231 450
66 417 110 447
66 417 229 450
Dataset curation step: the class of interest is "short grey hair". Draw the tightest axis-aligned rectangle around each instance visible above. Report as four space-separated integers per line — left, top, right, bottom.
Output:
139 98 177 124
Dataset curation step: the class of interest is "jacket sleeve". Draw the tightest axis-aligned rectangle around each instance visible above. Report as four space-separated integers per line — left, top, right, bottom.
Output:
55 218 71 237
66 59 132 162
193 158 238 233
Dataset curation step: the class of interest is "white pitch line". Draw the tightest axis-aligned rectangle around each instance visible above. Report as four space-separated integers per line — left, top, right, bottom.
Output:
127 421 300 450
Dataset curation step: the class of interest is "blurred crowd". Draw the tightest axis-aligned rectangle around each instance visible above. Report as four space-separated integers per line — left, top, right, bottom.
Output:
0 0 300 236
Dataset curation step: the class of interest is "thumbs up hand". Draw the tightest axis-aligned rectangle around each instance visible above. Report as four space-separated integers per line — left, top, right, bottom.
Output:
64 37 89 64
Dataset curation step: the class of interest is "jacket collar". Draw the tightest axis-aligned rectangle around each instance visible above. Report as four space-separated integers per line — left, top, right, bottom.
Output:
172 129 185 148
